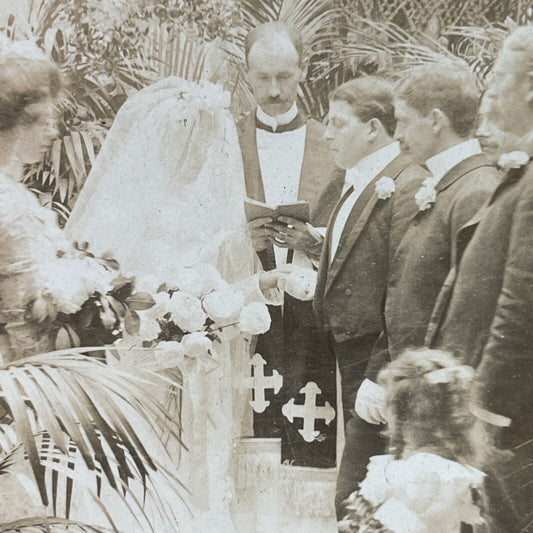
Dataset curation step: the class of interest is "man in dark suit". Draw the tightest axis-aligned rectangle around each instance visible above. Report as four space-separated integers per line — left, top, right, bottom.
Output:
312 77 427 515
349 64 499 513
426 28 533 531
237 21 344 468
360 63 498 393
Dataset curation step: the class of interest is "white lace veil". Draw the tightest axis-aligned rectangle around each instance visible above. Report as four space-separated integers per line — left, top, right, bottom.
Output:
65 77 255 284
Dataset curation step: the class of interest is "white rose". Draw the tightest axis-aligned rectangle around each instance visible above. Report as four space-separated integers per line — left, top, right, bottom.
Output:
414 177 438 211
497 150 530 169
203 288 245 323
168 291 207 332
173 267 206 298
195 263 224 295
139 316 161 340
146 291 172 319
182 332 212 358
35 257 114 315
155 341 186 368
238 302 271 335
375 176 396 200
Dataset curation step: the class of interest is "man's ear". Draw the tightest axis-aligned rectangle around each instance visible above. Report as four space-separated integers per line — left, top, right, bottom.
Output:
368 118 383 142
298 59 309 82
430 108 447 134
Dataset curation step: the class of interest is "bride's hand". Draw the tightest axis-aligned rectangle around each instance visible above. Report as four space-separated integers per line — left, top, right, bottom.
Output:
258 266 296 291
277 265 317 301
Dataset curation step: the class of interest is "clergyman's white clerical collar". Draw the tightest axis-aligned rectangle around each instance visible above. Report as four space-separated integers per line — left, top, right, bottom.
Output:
425 138 482 184
256 102 298 132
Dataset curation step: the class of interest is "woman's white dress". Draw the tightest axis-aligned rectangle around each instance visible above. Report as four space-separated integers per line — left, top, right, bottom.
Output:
64 78 260 532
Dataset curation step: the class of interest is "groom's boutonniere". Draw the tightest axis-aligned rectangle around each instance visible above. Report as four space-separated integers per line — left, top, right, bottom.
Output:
497 151 530 170
375 177 395 200
415 176 439 211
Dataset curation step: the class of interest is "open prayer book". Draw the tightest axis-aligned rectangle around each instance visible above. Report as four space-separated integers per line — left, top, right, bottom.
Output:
244 198 310 223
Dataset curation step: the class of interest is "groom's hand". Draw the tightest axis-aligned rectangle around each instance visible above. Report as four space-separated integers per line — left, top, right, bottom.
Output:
248 217 274 251
267 216 322 254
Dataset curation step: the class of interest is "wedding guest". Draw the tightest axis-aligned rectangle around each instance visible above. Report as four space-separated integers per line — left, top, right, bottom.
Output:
358 63 498 414
313 77 427 515
237 21 344 468
339 349 488 533
476 89 516 163
0 52 67 358
427 27 533 531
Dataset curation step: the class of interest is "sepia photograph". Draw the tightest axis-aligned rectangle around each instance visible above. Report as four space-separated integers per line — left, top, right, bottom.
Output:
0 0 531 531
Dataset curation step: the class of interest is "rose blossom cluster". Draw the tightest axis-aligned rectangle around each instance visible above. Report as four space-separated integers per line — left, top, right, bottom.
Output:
32 256 116 320
138 263 271 368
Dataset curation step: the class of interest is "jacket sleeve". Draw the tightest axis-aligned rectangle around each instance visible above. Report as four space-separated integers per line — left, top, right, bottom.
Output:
474 170 533 421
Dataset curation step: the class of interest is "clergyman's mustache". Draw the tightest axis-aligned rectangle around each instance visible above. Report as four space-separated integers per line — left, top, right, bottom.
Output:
266 96 285 104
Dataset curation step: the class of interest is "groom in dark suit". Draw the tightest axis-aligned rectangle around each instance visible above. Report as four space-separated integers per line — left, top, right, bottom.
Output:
341 64 498 515
237 22 344 468
426 28 533 531
312 77 427 514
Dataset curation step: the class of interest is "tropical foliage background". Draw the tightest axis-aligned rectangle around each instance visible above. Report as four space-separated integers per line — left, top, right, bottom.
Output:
0 0 530 221
0 0 532 530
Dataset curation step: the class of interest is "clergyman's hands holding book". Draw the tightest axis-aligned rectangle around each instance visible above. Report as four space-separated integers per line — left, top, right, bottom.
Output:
248 217 274 252
268 216 321 254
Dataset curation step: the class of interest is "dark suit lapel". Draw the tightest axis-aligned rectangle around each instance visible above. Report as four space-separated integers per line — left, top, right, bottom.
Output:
436 153 492 193
325 154 410 295
315 185 352 305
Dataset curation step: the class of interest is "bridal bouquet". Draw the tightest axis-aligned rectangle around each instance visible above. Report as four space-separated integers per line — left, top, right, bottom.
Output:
29 243 156 350
135 263 271 369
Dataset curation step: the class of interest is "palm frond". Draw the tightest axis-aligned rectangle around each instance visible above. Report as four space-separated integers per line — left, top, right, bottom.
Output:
0 350 184 511
145 20 209 82
0 516 115 532
27 0 62 42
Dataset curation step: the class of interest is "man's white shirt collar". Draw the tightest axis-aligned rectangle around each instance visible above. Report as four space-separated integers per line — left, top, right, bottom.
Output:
425 138 482 185
256 102 298 132
345 141 400 191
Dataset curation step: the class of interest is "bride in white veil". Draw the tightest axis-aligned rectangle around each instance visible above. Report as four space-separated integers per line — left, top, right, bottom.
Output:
66 77 265 532
66 77 255 282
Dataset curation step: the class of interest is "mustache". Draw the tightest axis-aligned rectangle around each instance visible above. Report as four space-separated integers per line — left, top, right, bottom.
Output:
266 96 286 104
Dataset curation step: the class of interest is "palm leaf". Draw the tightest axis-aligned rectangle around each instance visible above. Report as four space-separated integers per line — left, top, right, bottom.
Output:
0 516 115 533
145 21 209 82
0 350 184 515
27 0 62 42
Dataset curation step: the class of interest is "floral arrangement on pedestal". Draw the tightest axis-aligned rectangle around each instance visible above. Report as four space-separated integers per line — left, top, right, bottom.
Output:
134 263 271 370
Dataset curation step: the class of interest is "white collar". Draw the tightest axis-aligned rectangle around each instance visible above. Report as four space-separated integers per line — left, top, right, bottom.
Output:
256 102 298 132
426 138 482 184
345 142 400 189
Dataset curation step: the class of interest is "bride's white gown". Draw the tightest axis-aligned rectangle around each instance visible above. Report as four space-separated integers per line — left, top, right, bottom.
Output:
65 78 258 532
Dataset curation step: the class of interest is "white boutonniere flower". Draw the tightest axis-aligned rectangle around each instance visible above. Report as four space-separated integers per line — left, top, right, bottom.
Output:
497 150 530 170
375 177 395 200
415 176 439 211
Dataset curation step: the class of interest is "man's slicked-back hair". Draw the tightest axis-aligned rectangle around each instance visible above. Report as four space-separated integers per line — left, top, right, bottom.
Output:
328 76 397 137
245 21 304 65
396 62 480 138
